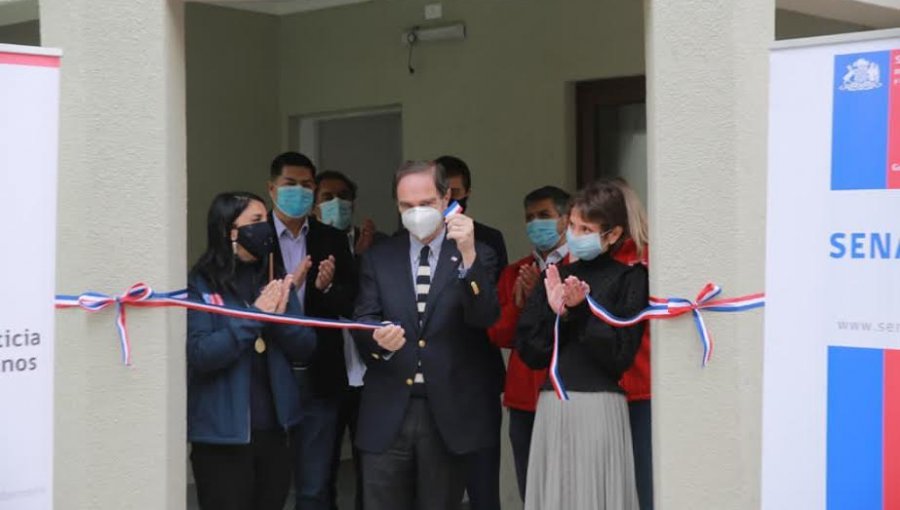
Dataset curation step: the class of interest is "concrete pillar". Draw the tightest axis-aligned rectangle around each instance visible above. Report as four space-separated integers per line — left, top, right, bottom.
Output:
644 1 771 508
40 1 186 508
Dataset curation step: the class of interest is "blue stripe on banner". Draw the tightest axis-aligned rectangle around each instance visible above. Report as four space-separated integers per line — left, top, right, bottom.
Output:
826 346 883 510
832 51 890 190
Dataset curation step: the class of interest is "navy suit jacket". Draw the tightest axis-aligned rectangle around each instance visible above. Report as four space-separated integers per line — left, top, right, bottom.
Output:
351 234 503 454
186 271 316 444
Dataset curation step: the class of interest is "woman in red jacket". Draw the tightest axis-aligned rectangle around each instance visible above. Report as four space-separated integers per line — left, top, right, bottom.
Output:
612 177 653 510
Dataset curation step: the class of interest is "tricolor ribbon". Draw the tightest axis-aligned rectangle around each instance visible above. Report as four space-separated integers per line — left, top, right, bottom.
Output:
55 202 468 365
644 283 765 367
56 283 381 366
547 283 765 400
549 314 568 400
444 201 464 217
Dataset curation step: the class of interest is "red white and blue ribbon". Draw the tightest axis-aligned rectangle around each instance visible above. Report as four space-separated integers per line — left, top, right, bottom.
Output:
548 283 765 400
443 201 464 217
549 314 569 400
644 283 765 367
55 283 381 366
55 203 466 366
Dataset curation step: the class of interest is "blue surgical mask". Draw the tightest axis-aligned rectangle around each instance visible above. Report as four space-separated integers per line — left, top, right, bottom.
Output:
276 185 314 219
526 219 562 252
319 197 353 231
566 228 609 261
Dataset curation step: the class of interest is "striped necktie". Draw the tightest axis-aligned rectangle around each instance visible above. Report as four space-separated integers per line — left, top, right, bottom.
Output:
416 245 431 324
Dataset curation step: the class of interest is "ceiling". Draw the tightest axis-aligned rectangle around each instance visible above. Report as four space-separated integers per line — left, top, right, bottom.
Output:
197 0 372 16
779 0 900 28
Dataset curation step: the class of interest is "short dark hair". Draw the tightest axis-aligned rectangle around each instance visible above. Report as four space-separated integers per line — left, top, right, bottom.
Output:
315 170 358 201
435 155 471 191
270 151 316 180
572 180 629 251
393 160 448 199
524 186 571 216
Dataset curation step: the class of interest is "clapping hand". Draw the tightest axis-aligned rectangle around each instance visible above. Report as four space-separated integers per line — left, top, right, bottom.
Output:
514 262 540 308
562 275 590 308
290 256 313 289
544 265 566 314
544 265 590 315
356 218 377 255
253 278 292 315
315 255 336 291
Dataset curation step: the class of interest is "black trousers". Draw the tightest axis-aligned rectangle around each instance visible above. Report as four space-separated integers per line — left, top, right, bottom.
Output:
190 430 292 510
360 398 466 510
331 385 363 510
507 408 536 501
630 399 654 510
464 398 502 510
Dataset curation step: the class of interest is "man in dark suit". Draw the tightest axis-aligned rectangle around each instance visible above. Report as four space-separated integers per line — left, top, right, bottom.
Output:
435 155 506 510
266 152 357 510
352 160 502 510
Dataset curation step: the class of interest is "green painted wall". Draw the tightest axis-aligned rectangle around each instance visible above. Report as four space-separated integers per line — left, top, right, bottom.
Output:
0 20 39 45
775 9 869 40
183 2 871 262
185 4 280 264
277 0 646 260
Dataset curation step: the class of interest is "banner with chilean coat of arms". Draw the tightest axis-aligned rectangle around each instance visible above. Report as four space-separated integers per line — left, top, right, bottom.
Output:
764 29 900 510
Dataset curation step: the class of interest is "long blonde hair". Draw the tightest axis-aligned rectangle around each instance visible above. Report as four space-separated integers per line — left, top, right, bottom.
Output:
610 177 648 258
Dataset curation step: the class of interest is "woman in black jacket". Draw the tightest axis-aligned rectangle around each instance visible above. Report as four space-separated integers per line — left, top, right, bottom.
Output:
516 181 648 510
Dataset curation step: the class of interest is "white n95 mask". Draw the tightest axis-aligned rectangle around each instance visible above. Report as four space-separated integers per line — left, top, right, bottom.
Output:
402 206 443 241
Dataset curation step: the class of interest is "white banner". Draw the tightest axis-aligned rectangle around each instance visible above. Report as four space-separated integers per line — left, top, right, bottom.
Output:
0 44 61 510
763 30 900 509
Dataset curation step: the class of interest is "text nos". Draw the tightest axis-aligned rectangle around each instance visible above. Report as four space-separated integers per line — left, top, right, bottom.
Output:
830 232 900 259
0 357 38 373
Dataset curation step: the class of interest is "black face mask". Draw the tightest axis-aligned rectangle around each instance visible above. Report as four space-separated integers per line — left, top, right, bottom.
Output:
456 196 469 212
236 221 276 260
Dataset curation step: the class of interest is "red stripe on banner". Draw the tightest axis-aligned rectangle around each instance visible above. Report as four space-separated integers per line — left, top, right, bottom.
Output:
0 51 60 68
885 349 900 509
888 50 900 189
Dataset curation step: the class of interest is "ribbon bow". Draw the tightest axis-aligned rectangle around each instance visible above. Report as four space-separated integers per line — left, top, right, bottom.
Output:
583 282 765 368
649 283 765 367
56 283 159 365
653 283 725 366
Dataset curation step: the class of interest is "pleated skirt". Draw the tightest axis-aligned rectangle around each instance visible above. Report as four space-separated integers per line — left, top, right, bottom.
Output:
524 391 639 510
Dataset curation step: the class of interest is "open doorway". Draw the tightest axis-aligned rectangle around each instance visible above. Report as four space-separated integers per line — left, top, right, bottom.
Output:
576 76 647 203
290 107 403 236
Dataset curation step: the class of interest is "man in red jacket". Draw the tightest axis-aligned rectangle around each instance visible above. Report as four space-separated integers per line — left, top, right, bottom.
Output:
487 186 570 501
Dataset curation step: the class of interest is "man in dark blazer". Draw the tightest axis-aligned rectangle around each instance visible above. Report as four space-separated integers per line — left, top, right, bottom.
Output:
266 152 357 510
352 160 502 510
435 155 507 510
436 155 509 281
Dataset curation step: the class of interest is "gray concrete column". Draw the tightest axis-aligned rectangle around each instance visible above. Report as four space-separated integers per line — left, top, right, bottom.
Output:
40 1 186 508
644 1 771 508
